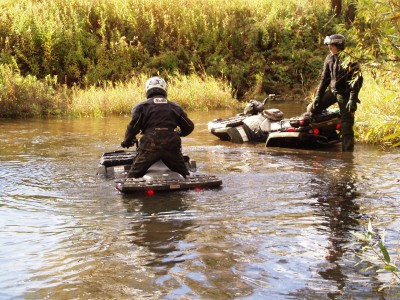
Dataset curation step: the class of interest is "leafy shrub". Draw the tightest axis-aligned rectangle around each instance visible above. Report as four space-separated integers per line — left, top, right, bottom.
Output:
0 64 60 118
0 0 332 98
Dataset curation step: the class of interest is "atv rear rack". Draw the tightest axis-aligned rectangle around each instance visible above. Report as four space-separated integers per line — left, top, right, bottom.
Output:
115 174 222 193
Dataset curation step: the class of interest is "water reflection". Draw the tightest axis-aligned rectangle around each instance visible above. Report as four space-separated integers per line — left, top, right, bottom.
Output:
289 152 373 299
123 195 192 270
315 154 361 297
121 192 254 299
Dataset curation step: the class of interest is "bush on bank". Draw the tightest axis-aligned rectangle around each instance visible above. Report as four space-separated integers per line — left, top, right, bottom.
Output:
342 0 400 147
356 70 400 147
0 64 64 118
0 0 332 98
0 65 237 117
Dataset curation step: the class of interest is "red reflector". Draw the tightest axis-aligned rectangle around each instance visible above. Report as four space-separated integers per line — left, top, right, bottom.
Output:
146 189 155 196
313 128 320 135
336 123 341 130
287 127 296 132
299 120 305 126
194 187 203 191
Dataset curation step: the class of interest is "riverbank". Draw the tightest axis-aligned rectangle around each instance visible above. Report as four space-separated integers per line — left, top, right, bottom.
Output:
0 67 399 147
0 69 239 117
1 0 399 145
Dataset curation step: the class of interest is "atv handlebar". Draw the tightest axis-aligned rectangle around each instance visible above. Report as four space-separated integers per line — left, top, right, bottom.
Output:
262 94 280 105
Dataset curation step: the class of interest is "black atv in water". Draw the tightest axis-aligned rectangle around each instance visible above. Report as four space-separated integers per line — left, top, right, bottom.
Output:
97 149 222 194
208 95 342 148
264 110 342 148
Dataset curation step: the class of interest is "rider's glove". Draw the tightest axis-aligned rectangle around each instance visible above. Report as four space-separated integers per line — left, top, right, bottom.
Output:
120 140 131 148
121 138 138 148
346 98 357 113
121 137 138 148
307 96 320 113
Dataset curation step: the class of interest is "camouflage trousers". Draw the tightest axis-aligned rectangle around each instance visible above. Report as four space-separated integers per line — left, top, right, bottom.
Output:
127 149 189 178
310 90 355 152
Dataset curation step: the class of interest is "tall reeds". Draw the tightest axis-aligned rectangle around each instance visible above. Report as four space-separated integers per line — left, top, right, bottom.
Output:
69 73 237 117
356 69 400 147
0 65 236 117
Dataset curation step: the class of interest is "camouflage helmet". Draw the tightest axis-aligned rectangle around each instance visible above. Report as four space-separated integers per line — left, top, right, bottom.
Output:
324 34 346 50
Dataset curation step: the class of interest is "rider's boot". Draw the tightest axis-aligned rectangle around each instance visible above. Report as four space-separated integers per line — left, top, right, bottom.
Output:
342 134 354 152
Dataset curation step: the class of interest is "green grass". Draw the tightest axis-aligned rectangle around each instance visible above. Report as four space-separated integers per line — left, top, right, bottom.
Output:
0 65 238 118
69 73 238 117
0 0 331 97
355 69 400 147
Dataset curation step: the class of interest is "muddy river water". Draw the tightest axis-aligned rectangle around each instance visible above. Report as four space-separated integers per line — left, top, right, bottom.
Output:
1 103 399 299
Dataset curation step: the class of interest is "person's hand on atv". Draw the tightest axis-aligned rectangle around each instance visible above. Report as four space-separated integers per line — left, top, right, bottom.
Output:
346 98 357 113
120 140 130 148
120 139 137 148
307 96 320 113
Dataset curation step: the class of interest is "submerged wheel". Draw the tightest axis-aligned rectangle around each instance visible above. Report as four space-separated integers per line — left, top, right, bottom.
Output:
189 160 197 171
227 125 252 143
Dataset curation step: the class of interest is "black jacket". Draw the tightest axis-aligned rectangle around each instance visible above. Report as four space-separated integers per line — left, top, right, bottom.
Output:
123 95 194 150
316 53 363 101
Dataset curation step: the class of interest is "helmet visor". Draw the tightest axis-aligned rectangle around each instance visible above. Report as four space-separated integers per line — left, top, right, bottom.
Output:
324 36 332 45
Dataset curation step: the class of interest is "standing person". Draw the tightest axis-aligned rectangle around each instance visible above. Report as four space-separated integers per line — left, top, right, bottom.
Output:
307 34 363 151
120 76 195 178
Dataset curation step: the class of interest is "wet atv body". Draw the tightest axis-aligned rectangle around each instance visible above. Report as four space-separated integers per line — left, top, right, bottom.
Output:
97 150 222 194
264 110 341 148
208 97 341 148
208 95 277 141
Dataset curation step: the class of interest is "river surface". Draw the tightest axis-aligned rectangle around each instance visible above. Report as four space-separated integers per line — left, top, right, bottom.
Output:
1 102 399 300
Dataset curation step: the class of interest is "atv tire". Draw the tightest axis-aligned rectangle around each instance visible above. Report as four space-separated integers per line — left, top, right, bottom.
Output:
227 124 253 143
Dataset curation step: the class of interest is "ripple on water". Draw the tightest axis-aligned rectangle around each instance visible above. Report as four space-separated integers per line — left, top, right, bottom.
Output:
1 118 400 299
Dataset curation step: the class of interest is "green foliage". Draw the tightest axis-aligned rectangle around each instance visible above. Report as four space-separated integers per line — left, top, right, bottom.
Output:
0 63 61 117
341 0 400 66
352 220 400 292
69 73 237 117
330 0 400 147
354 67 400 147
0 0 331 97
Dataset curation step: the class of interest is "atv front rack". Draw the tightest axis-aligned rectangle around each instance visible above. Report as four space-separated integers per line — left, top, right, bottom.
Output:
100 150 136 167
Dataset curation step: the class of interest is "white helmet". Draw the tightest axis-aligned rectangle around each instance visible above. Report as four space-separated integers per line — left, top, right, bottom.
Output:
145 76 167 98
